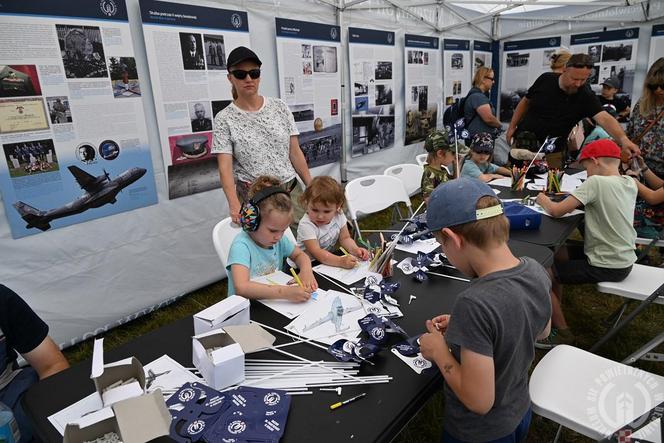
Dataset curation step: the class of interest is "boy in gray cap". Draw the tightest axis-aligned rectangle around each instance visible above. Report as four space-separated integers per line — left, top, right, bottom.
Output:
419 178 551 442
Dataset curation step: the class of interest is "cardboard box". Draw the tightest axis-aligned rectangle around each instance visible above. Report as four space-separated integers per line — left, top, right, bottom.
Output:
192 324 276 390
63 391 171 443
193 295 250 335
91 339 146 407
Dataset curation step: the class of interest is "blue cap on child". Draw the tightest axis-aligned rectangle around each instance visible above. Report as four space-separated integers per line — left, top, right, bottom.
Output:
426 178 503 231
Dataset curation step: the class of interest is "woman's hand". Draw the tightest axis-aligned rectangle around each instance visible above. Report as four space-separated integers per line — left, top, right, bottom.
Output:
229 200 241 225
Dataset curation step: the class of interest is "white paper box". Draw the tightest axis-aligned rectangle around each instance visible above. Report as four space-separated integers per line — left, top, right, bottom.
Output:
193 295 250 335
90 339 146 407
192 329 244 390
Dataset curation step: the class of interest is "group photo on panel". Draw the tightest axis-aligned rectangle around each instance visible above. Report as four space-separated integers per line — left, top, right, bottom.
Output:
1 1 663 443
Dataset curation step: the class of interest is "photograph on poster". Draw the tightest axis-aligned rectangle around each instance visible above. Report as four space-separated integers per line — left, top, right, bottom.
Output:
375 84 392 105
303 61 312 75
299 123 342 167
0 65 42 97
109 57 141 98
56 25 108 78
355 96 368 112
204 35 226 70
313 46 337 73
211 99 232 121
291 104 314 122
302 44 312 58
506 52 529 68
405 106 437 145
375 62 392 80
589 65 599 84
179 33 206 70
284 77 296 98
99 139 120 161
475 53 487 70
588 45 602 63
3 139 58 178
76 143 97 164
543 50 555 67
169 132 212 164
0 97 49 134
602 44 632 62
424 53 429 65
417 86 428 112
46 96 72 124
351 105 395 157
354 82 368 96
168 157 219 199
189 101 213 132
451 53 464 70
452 81 462 95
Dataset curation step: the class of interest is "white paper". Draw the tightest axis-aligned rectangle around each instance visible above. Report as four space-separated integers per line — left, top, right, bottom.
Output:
502 199 584 218
48 393 104 436
568 170 587 180
251 271 323 319
527 182 545 191
395 237 440 255
285 290 366 345
489 177 517 187
391 348 432 374
560 174 583 193
313 260 374 285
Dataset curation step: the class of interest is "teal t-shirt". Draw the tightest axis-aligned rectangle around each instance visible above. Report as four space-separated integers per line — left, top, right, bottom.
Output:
461 160 498 179
226 231 295 296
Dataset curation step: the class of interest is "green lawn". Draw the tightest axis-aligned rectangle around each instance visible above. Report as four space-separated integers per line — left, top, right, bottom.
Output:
62 197 663 442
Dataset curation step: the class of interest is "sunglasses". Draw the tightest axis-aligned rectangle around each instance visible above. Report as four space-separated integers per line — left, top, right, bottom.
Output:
647 83 664 91
230 69 261 80
567 63 594 69
484 76 495 81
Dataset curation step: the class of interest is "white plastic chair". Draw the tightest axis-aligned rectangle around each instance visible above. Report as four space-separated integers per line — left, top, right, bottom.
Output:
212 217 297 268
415 153 428 166
345 175 412 239
384 164 424 197
529 345 664 442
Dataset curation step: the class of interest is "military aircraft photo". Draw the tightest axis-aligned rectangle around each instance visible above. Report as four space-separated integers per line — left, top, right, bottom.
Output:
13 165 147 231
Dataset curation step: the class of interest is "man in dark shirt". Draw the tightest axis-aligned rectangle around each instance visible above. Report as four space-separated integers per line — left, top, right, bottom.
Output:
598 76 630 122
0 284 69 441
507 54 639 160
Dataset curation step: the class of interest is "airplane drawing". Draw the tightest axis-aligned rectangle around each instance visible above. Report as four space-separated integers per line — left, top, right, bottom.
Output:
302 295 363 333
13 165 147 231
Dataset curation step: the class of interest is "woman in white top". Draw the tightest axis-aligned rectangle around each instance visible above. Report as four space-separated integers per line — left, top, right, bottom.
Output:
212 46 312 224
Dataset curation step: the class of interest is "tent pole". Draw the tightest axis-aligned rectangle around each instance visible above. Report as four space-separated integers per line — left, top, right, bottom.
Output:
339 0 348 183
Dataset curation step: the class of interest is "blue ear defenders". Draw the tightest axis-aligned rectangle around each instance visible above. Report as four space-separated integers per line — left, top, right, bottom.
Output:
239 186 289 232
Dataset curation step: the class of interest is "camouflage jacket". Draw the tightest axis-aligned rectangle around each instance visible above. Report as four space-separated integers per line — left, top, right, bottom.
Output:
421 163 451 197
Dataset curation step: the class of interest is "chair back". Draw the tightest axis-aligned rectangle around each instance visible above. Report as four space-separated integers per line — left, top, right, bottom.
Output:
345 175 412 222
416 153 428 166
384 163 424 196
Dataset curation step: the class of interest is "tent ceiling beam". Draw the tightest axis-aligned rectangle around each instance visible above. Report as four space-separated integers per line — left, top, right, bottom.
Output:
497 14 646 21
342 0 372 9
438 3 523 32
316 0 341 9
438 3 494 39
345 0 635 8
384 0 442 31
498 4 616 40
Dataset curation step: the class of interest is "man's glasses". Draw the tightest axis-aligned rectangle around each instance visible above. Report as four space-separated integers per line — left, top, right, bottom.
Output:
647 83 664 91
567 63 594 69
230 69 261 80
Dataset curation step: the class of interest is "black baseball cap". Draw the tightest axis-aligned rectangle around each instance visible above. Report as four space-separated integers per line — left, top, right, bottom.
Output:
227 46 262 69
601 76 620 89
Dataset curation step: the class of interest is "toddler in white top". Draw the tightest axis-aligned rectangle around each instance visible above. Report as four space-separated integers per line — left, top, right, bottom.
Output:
297 176 369 268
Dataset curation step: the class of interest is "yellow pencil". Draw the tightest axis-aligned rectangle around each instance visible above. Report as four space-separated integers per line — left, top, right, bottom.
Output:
290 267 304 288
339 246 350 257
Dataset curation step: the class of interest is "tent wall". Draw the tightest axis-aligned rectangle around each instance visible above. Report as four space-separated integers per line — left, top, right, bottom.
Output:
0 0 661 349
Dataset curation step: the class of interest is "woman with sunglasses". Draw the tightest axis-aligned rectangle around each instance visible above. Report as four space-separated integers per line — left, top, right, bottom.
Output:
464 67 502 139
627 58 664 179
212 46 312 224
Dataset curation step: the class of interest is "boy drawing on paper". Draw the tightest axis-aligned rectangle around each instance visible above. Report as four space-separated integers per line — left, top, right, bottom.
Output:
419 178 551 442
536 139 637 348
227 176 317 301
297 176 369 269
461 132 512 183
421 129 468 203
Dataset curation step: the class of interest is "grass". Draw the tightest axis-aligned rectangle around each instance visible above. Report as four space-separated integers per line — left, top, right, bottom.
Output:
62 196 663 442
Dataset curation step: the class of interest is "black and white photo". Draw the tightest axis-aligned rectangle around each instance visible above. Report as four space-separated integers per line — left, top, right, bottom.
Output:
204 35 226 70
375 62 392 80
313 46 337 73
179 33 205 70
46 96 72 124
56 24 108 78
189 101 213 132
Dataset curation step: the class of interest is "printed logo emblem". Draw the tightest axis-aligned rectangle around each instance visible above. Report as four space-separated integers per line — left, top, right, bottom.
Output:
549 38 557 46
413 357 431 369
187 420 205 435
264 392 281 406
228 420 247 434
625 30 634 38
99 0 118 16
387 33 394 44
330 27 338 40
231 13 243 28
179 388 196 402
370 327 385 341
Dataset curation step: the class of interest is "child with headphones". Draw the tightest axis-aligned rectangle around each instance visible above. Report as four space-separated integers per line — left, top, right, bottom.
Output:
297 176 370 268
227 176 317 300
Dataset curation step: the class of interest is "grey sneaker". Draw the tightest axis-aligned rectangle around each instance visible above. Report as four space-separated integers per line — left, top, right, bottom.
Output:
535 328 575 350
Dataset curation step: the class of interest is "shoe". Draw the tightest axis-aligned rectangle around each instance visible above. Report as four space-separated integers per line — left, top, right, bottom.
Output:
535 328 575 350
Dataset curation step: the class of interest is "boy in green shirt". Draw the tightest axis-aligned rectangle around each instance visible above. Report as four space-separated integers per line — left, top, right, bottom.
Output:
536 139 637 348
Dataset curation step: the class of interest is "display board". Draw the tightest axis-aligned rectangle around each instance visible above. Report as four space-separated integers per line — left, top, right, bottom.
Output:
499 36 561 122
473 40 493 75
443 39 471 108
404 34 441 146
139 0 250 199
275 18 342 168
649 24 664 69
571 28 639 106
0 0 157 239
348 27 396 158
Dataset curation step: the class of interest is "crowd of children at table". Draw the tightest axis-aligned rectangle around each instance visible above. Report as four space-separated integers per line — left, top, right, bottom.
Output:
4 55 662 443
